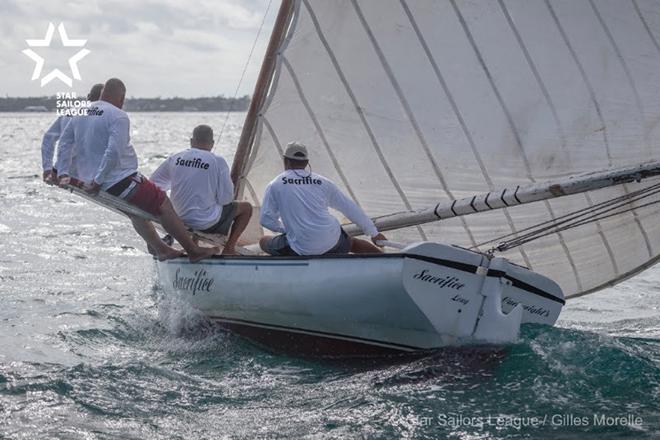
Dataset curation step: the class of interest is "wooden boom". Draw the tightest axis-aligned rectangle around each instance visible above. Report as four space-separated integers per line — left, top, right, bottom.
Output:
342 161 660 236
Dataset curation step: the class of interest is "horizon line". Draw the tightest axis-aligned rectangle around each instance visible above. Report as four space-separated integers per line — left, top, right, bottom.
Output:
0 95 252 100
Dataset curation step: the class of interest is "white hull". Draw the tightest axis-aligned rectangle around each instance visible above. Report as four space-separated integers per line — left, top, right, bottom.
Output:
156 243 564 355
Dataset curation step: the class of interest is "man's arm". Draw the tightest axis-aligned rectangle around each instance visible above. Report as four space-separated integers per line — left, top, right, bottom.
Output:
150 157 172 191
41 117 63 172
94 115 130 186
216 156 234 206
54 119 75 177
328 183 379 238
260 185 285 233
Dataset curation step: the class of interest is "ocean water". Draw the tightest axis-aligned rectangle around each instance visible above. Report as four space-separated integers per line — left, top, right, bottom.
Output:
0 112 658 439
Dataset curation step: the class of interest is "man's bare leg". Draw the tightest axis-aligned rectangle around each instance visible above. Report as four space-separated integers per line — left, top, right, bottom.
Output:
158 198 219 262
130 217 183 261
350 238 383 254
222 202 253 255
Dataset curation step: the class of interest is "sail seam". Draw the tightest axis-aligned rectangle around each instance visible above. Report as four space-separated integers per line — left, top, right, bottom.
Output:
262 116 284 156
451 0 583 280
544 0 612 163
244 179 261 209
633 0 660 55
280 56 362 206
498 0 570 154
451 0 536 181
302 0 427 240
400 0 529 263
452 0 553 269
545 0 626 276
589 0 653 258
243 117 271 181
590 0 648 150
498 0 592 288
583 192 619 274
351 0 476 247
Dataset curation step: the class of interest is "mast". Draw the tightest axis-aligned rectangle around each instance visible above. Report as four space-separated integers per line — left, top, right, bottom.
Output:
231 0 296 197
342 161 660 236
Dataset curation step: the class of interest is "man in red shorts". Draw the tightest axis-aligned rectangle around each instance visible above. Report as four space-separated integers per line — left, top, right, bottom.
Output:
56 78 217 262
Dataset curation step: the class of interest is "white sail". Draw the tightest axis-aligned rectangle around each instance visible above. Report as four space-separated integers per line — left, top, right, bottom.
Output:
234 0 660 298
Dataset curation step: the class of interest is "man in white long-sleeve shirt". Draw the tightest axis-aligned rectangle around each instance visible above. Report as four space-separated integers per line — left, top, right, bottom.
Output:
259 142 386 256
56 78 218 262
151 125 253 255
41 83 103 185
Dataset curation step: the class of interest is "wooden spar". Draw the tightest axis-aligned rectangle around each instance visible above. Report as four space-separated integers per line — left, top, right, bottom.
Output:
342 161 660 236
62 185 230 248
230 0 295 198
64 184 159 222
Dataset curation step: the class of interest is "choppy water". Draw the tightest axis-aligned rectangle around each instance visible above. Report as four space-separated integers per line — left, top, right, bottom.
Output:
0 112 658 439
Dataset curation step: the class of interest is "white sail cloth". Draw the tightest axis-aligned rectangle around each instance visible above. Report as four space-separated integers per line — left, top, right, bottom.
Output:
237 0 660 298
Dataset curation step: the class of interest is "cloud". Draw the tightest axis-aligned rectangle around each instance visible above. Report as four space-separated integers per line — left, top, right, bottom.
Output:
0 0 278 97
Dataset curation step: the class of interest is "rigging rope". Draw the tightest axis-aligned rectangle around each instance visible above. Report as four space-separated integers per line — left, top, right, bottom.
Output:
217 0 274 144
472 182 660 254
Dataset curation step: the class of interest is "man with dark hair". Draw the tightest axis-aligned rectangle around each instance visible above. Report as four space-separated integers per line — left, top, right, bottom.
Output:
41 82 103 185
151 124 253 255
56 78 218 262
259 142 387 256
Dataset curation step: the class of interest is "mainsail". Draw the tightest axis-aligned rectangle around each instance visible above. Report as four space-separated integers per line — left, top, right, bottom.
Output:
232 0 660 298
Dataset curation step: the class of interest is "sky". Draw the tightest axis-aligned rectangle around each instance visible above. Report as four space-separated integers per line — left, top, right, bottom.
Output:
0 0 279 98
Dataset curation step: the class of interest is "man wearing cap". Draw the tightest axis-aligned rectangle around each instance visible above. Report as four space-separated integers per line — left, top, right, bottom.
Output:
151 124 253 255
259 142 387 256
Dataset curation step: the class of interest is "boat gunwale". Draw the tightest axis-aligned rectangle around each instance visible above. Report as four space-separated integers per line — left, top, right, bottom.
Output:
157 252 566 305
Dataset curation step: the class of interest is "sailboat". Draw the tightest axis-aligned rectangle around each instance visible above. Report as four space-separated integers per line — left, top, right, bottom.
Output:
94 0 660 355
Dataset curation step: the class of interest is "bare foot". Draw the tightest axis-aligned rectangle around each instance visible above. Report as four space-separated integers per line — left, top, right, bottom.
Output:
157 247 185 261
188 246 219 263
221 246 237 256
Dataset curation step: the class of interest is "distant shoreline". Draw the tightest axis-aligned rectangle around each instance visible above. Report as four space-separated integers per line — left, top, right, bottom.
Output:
0 96 250 112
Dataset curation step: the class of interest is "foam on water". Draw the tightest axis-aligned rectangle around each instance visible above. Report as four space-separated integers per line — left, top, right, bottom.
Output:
0 113 658 439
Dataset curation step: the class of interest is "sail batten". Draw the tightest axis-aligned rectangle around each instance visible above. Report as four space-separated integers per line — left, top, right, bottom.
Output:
236 0 660 298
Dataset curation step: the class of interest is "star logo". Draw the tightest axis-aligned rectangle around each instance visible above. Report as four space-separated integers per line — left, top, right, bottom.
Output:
22 23 91 87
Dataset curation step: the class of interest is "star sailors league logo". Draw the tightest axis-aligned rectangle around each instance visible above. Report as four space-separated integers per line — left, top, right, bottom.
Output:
22 23 90 87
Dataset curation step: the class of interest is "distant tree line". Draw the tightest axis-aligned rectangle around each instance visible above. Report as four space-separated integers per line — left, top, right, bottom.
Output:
0 95 250 112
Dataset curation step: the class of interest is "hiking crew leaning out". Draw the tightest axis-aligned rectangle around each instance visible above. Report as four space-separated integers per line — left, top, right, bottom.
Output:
55 78 218 262
259 142 387 256
151 124 253 255
41 83 103 186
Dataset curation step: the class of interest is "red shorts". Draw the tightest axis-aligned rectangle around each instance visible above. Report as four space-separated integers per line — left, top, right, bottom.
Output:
126 177 166 216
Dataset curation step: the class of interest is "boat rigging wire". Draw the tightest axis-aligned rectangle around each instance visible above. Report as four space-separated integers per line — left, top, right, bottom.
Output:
473 182 660 254
217 0 274 144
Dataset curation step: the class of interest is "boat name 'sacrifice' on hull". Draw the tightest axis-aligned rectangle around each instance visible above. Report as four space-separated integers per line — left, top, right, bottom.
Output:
157 242 564 356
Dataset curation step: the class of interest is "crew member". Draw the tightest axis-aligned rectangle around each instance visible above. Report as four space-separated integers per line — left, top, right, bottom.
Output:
151 125 253 255
41 83 103 185
259 142 386 256
55 78 218 262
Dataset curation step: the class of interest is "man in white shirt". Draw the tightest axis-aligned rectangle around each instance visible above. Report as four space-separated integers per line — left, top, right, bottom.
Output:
41 83 103 185
151 125 253 255
56 78 218 262
259 142 387 256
